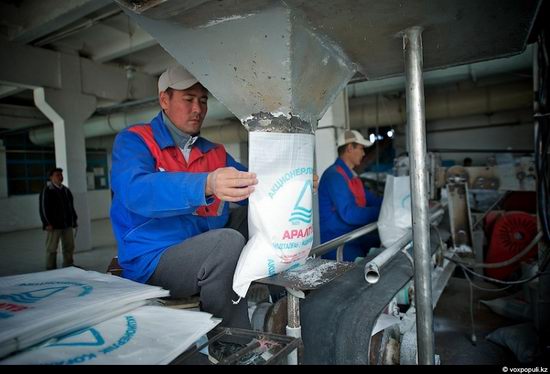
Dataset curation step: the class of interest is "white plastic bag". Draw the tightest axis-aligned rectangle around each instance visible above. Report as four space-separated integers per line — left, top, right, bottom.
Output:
233 132 315 298
1 306 220 365
377 175 412 248
0 267 169 358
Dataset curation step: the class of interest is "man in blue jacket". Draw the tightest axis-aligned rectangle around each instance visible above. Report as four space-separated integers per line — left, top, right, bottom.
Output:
318 130 383 261
110 65 258 343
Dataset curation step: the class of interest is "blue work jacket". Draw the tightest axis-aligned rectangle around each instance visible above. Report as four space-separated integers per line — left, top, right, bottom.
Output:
110 111 246 283
318 158 383 261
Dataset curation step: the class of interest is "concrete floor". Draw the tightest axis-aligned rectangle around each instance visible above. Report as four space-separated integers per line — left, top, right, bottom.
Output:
434 276 521 365
0 218 117 277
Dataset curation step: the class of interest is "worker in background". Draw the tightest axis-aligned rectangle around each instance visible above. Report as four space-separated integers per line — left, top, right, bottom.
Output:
463 157 473 167
110 65 258 358
318 130 383 261
39 167 78 270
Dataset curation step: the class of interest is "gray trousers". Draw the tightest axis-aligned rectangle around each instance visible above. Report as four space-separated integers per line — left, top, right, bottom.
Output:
45 228 75 270
147 207 251 331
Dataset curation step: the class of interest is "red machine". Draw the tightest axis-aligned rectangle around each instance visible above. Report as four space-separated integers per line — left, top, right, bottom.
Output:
485 211 538 280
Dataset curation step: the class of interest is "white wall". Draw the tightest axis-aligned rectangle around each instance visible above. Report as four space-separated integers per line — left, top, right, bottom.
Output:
426 110 534 166
316 90 349 177
87 189 112 220
392 109 534 165
0 189 111 233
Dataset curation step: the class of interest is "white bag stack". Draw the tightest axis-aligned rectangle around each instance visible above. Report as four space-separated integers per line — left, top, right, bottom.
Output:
377 175 413 248
1 306 220 365
0 267 169 359
233 132 315 298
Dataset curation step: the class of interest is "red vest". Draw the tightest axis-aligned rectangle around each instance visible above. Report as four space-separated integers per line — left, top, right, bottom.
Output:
129 124 226 217
336 166 367 207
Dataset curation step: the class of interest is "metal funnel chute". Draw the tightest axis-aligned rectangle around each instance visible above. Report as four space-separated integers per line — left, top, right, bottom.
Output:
116 0 356 129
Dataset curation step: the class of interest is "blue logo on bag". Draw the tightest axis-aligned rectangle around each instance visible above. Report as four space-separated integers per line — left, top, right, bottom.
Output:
289 180 312 225
0 282 93 305
50 328 106 347
0 286 69 304
41 316 138 365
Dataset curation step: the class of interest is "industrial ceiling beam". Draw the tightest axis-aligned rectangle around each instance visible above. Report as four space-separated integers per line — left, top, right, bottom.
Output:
0 104 48 131
0 86 26 100
2 0 113 44
0 39 157 102
91 23 157 63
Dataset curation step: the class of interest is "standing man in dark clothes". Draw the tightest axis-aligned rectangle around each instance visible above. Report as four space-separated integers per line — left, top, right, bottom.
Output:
39 167 78 270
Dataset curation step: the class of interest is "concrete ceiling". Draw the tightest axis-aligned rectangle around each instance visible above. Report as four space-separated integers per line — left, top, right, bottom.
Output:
120 0 540 78
0 0 543 134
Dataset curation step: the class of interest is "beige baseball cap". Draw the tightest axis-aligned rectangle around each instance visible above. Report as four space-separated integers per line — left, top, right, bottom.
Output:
337 129 373 147
158 65 199 93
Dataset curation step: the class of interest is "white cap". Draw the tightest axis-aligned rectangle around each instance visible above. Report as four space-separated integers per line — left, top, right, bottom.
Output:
337 129 373 148
158 65 199 93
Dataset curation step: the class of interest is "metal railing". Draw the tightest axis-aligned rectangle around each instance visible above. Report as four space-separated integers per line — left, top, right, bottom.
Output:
364 208 445 284
309 221 379 260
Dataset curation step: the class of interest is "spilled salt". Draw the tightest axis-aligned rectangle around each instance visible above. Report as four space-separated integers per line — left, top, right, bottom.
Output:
284 261 341 288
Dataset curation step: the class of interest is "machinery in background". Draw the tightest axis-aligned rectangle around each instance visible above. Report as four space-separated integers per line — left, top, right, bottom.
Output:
446 158 535 247
444 157 537 280
248 152 540 364
396 153 538 280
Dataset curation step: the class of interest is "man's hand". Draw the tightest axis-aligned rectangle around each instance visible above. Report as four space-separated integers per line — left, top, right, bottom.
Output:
206 167 258 202
46 225 53 231
313 174 319 193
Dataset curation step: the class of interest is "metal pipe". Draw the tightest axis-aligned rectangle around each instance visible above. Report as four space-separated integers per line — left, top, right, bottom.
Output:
310 222 378 258
427 148 534 154
348 79 533 129
286 291 301 365
336 245 344 262
364 209 444 284
365 232 412 284
533 40 550 347
403 26 434 365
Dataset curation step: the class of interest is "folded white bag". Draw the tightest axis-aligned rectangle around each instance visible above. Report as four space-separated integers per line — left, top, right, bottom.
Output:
233 132 315 298
1 306 220 365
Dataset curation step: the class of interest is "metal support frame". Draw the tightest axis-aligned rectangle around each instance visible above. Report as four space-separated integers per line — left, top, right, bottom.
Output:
336 245 344 262
446 179 475 252
403 26 435 365
285 289 302 365
171 327 302 365
255 258 355 364
533 39 550 358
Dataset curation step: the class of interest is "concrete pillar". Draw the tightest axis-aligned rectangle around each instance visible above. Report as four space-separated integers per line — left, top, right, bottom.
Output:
315 89 350 177
33 53 97 252
0 140 7 198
